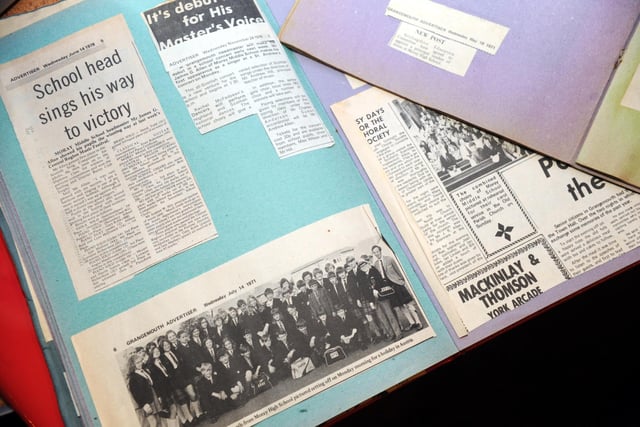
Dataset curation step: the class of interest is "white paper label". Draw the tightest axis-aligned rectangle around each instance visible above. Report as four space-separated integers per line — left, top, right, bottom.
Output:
386 0 509 55
390 22 476 76
621 63 640 112
345 74 367 89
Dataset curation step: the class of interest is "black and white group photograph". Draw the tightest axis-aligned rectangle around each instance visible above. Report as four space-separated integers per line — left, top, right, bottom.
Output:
117 241 430 427
392 99 529 191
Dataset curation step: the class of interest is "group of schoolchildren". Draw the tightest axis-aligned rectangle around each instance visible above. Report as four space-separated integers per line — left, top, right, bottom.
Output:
126 245 424 426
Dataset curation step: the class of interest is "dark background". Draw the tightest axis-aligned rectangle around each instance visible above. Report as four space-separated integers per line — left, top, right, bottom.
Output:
328 262 640 427
1 264 638 426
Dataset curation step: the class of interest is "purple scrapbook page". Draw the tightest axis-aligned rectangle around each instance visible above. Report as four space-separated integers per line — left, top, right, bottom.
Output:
279 0 640 164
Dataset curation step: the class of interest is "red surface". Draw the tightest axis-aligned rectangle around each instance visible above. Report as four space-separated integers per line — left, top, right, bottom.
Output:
0 230 65 427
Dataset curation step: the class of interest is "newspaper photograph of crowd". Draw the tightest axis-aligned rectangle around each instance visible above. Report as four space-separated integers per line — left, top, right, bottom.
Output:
392 98 529 191
118 243 429 427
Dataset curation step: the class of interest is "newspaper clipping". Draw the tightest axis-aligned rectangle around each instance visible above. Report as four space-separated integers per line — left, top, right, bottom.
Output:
331 88 640 333
0 15 217 300
142 0 334 158
72 205 434 426
385 0 510 76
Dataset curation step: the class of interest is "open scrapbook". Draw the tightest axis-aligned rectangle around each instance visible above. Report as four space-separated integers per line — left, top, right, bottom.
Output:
0 1 639 426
